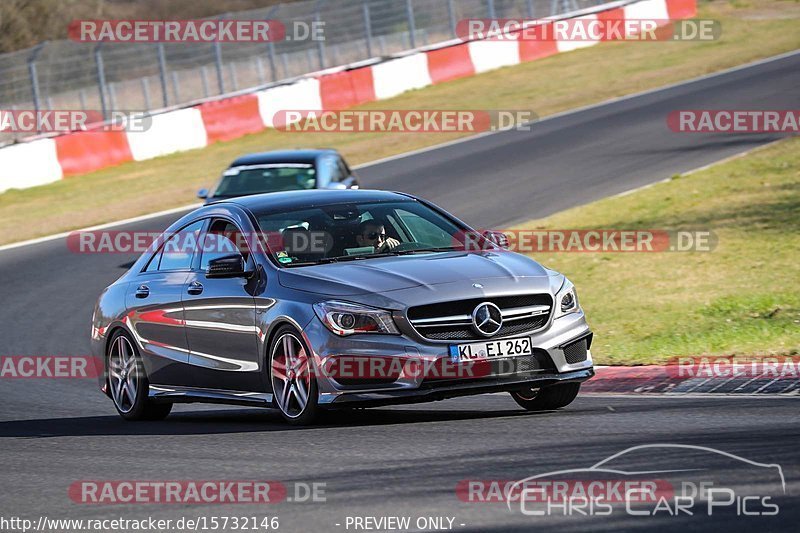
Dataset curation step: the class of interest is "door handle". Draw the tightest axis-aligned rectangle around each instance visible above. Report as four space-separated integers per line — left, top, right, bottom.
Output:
135 285 150 298
187 281 204 295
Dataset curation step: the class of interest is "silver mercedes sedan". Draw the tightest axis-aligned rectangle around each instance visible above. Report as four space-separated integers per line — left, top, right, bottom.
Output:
92 190 594 425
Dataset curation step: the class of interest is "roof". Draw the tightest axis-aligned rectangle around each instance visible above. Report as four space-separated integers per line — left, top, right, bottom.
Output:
223 189 413 213
228 149 339 167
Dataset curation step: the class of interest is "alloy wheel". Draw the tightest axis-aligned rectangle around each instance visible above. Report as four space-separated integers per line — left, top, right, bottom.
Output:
108 335 138 413
271 333 312 419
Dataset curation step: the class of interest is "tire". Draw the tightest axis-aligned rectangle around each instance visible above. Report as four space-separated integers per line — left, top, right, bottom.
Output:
107 330 173 421
269 325 321 425
510 382 581 411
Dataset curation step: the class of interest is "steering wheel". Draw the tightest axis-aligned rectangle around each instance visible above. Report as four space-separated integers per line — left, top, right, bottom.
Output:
391 241 434 252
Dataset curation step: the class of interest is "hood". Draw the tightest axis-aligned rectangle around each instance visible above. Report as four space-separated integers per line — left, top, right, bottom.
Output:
278 251 557 302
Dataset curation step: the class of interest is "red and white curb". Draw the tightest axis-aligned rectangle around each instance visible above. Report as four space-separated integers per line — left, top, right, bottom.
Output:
584 365 800 395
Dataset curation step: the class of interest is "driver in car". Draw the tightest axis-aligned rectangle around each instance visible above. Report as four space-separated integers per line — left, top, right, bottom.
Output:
355 220 400 253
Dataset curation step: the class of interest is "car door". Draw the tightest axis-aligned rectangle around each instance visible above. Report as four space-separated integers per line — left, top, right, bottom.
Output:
183 218 261 391
125 219 205 386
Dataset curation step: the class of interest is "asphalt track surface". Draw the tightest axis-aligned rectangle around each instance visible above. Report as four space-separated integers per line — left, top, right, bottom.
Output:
1 51 798 531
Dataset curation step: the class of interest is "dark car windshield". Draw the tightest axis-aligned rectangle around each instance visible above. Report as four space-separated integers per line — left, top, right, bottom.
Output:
211 164 316 199
253 200 479 267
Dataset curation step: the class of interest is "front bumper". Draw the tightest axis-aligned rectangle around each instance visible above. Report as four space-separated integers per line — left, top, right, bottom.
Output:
300 309 594 406
324 367 594 408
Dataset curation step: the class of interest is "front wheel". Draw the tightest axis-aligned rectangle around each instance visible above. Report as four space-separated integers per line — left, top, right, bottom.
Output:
107 330 172 421
269 326 321 425
510 382 581 411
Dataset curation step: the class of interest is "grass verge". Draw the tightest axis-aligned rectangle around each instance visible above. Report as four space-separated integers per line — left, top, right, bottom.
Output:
516 137 800 364
0 0 799 245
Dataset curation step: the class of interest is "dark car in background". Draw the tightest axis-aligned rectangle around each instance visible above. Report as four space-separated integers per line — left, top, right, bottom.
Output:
197 149 359 203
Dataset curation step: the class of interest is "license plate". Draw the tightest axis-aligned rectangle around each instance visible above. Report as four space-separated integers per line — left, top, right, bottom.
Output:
449 336 533 363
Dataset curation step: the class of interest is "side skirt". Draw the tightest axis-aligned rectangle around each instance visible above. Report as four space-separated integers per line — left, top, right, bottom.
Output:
149 384 273 407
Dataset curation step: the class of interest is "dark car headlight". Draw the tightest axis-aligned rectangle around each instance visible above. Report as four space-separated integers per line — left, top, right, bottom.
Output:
313 301 399 336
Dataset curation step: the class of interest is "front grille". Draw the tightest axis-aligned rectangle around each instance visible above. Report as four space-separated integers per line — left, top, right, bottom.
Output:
408 294 552 341
563 339 588 364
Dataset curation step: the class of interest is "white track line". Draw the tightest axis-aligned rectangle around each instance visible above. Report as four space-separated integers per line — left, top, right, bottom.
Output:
2 49 798 255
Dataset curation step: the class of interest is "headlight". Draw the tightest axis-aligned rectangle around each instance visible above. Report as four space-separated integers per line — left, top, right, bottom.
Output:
554 278 580 318
313 301 399 336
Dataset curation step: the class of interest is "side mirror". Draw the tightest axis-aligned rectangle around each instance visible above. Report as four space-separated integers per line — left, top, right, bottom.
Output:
206 253 248 278
197 188 209 199
482 230 510 249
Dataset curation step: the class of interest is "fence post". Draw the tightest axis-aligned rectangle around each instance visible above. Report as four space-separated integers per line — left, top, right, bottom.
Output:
268 42 278 81
108 82 118 111
526 0 534 18
171 71 180 103
315 10 326 69
141 78 152 111
255 57 266 85
362 2 373 58
229 63 238 91
447 0 457 38
27 42 46 131
487 0 496 19
94 44 108 121
214 40 225 94
200 67 210 97
156 43 169 107
405 0 416 49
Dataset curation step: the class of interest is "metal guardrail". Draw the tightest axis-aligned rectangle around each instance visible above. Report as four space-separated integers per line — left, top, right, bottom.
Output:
0 0 607 144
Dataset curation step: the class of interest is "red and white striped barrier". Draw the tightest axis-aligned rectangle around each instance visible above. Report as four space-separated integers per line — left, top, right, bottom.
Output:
0 0 696 194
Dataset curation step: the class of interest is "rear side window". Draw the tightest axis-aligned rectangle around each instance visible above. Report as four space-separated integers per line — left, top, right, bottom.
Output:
144 220 205 272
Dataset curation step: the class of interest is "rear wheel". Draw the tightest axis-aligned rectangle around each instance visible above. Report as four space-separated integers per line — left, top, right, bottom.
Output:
269 326 320 425
107 330 172 421
510 382 581 411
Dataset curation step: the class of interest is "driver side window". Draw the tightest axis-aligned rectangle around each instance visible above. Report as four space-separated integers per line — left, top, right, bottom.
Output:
200 219 250 271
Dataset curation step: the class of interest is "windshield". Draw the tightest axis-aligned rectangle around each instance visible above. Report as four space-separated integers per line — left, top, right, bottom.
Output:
253 200 478 266
212 164 316 198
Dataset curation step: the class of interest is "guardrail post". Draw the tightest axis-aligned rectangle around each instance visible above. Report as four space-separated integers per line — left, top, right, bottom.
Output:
27 42 46 131
94 44 108 121
156 43 169 107
405 0 416 49
362 2 373 58
447 0 457 37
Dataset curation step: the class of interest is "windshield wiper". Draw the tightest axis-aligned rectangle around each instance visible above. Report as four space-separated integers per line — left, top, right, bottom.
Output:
393 246 464 254
283 248 464 267
283 252 400 267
